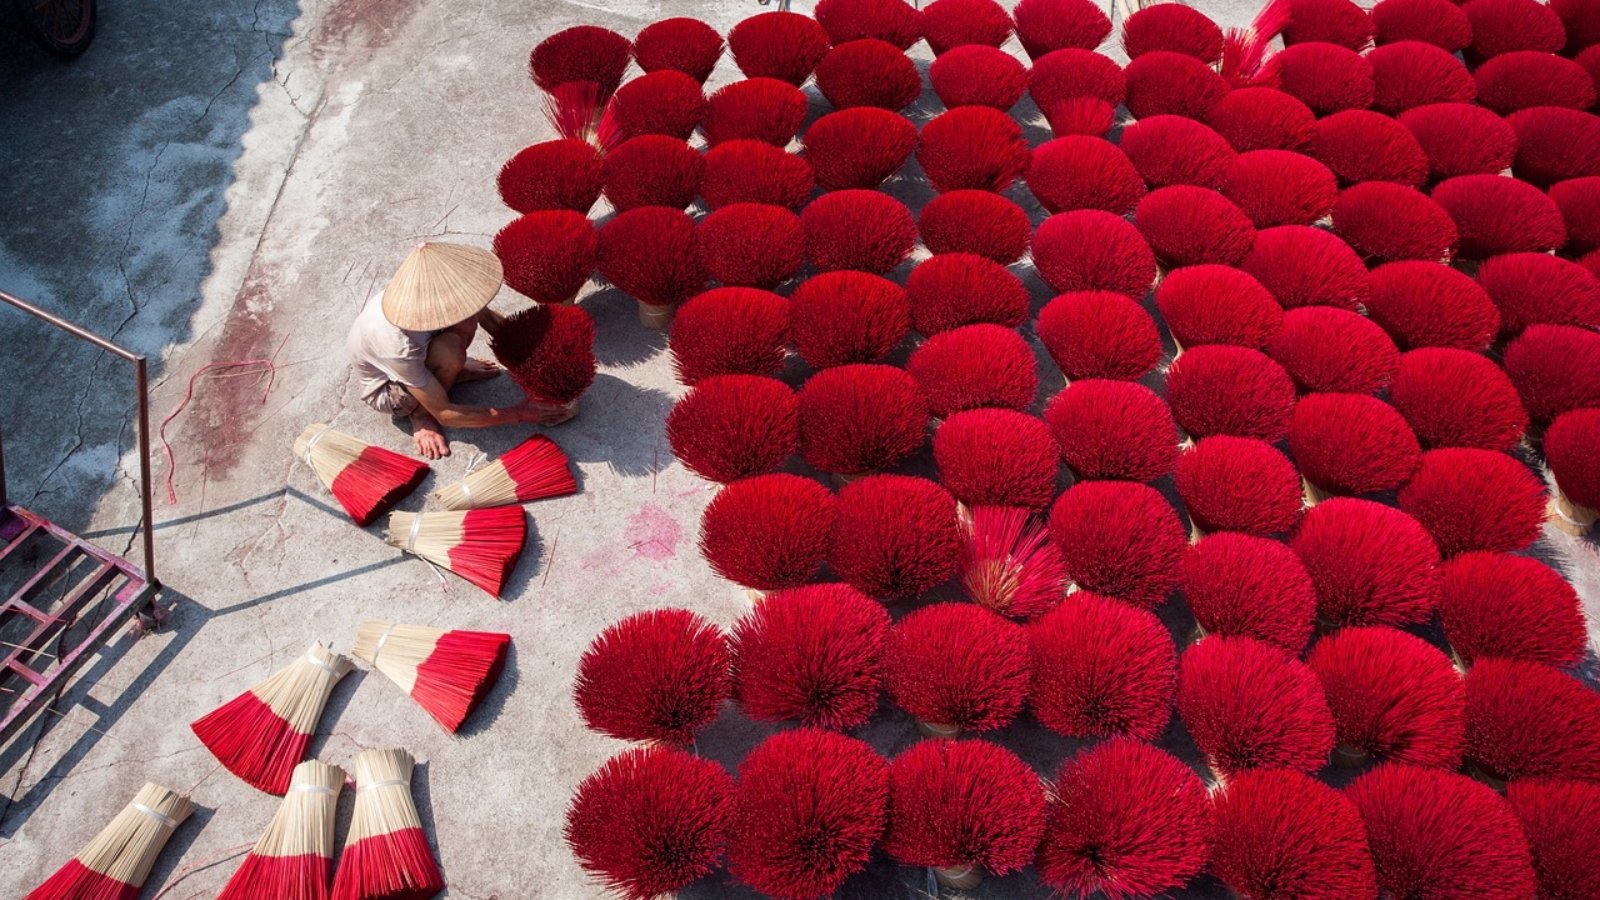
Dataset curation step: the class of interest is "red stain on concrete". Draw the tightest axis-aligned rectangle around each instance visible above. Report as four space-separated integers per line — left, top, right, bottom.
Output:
624 503 681 563
320 0 426 48
185 276 275 480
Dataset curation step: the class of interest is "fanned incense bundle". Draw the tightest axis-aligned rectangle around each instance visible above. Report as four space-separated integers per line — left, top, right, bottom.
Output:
432 435 575 510
294 425 429 527
26 782 193 900
329 749 444 900
386 508 526 598
217 760 346 900
191 642 354 794
354 621 511 733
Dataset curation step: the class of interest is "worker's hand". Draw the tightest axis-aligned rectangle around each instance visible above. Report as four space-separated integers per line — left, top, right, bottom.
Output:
509 399 577 426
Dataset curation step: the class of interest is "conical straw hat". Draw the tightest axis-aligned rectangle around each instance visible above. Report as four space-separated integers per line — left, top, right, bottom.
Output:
382 242 504 331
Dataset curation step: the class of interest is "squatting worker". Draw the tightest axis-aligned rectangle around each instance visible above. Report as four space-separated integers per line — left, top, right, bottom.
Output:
347 241 570 459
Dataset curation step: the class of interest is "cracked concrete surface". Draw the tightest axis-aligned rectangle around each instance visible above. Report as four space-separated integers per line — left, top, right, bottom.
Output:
0 0 1597 897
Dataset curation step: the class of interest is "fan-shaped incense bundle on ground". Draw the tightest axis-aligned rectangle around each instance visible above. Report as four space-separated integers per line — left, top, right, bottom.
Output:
1208 769 1379 899
666 375 798 484
700 140 814 211
1438 552 1586 667
1037 210 1159 300
1124 50 1230 119
1346 764 1538 900
191 641 354 794
727 729 888 899
730 583 888 730
1165 344 1299 442
1292 497 1440 630
295 425 429 527
496 139 601 215
830 475 962 602
1371 0 1469 49
919 194 1030 267
668 287 790 386
1036 739 1210 900
1156 265 1283 352
1268 307 1399 396
1027 136 1147 216
919 0 1013 55
1044 379 1177 483
789 270 910 368
329 748 444 900
1223 149 1339 229
386 508 526 598
486 303 595 410
905 253 1028 336
26 783 193 900
1365 261 1500 352
564 746 735 900
814 0 923 49
529 25 630 98
433 435 574 510
959 506 1068 621
601 135 703 212
698 473 837 592
1205 87 1317 152
574 608 729 744
1122 120 1234 194
884 739 1045 888
1029 592 1177 740
1546 408 1600 536
217 761 345 900
1123 3 1224 61
633 17 723 84
355 621 511 733
1398 102 1518 180
1310 109 1430 187
1183 532 1317 652
1048 480 1186 609
1306 627 1465 769
885 603 1030 734
928 45 1027 110
800 107 917 191
1179 634 1336 777
1036 291 1163 382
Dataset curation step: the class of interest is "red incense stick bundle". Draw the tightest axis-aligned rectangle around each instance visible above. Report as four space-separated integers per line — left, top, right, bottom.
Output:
217 761 345 900
354 621 510 733
26 783 193 900
959 505 1069 621
884 739 1045 889
329 748 444 900
574 608 729 745
191 641 354 794
295 425 428 527
564 746 735 899
1037 739 1210 899
433 435 575 510
385 508 526 598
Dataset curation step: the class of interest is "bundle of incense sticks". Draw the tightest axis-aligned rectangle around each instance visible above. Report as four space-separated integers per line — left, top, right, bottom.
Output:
191 642 355 794
294 424 429 526
217 760 346 899
26 782 193 899
329 748 445 900
353 621 512 732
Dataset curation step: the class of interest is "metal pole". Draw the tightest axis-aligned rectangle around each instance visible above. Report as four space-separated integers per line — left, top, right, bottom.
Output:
134 357 156 585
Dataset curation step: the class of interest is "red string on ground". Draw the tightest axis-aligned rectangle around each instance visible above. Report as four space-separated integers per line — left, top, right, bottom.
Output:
158 360 277 504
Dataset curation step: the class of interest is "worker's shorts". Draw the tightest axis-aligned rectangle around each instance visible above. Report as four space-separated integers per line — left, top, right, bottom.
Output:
368 381 420 418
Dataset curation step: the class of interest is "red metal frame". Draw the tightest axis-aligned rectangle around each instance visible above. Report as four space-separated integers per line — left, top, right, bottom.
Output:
0 289 159 748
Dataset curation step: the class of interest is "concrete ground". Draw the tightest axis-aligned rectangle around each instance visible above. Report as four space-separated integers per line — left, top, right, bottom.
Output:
0 0 1596 897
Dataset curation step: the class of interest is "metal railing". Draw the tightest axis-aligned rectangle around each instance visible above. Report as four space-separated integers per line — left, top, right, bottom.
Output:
0 289 156 584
